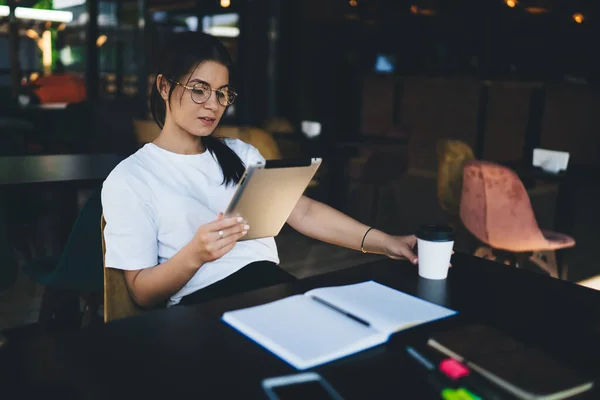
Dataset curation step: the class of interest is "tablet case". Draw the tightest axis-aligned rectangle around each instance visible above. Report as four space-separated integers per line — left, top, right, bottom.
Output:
225 158 321 240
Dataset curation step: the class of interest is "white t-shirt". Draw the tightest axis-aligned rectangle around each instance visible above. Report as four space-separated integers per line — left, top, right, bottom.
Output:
101 139 280 306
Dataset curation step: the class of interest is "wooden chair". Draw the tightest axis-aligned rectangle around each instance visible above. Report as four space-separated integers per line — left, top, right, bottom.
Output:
101 215 143 323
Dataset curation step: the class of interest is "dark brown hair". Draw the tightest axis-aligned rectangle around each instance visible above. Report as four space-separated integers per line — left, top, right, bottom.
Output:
150 31 244 186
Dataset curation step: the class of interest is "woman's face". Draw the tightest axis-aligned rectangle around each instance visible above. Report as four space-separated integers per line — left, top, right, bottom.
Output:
162 60 230 138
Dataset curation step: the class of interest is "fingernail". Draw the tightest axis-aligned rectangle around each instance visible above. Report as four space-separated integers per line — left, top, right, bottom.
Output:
242 230 247 235
237 217 243 222
244 224 250 230
413 257 418 264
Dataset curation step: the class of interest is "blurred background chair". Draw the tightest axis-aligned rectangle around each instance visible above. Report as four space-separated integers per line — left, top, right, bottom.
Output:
134 119 162 145
263 117 294 134
346 149 409 227
436 139 475 215
436 139 475 252
460 160 575 279
22 189 104 329
28 74 87 105
101 215 143 323
217 125 282 160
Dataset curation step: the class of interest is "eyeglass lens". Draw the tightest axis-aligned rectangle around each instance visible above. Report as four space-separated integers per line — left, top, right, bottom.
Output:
191 82 236 106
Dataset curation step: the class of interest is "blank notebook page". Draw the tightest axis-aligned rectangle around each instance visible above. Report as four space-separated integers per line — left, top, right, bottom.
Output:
222 294 385 369
306 281 457 335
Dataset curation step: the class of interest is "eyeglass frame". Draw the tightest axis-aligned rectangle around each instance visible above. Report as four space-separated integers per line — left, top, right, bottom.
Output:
167 78 238 107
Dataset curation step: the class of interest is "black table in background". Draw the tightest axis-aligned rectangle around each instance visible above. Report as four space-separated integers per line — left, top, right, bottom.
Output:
1 253 598 399
0 154 124 186
0 153 124 250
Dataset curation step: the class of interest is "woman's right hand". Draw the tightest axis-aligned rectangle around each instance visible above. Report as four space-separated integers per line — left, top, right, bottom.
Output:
189 213 249 265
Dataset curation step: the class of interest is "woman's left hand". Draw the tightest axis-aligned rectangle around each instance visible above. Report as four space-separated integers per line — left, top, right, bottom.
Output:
383 235 418 265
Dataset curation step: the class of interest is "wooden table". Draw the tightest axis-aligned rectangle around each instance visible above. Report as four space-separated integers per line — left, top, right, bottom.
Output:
1 253 598 399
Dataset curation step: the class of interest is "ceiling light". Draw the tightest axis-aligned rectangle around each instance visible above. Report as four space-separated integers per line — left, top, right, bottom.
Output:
15 7 73 23
204 26 239 37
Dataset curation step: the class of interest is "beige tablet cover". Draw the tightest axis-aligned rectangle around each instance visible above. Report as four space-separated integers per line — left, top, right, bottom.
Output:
225 159 321 240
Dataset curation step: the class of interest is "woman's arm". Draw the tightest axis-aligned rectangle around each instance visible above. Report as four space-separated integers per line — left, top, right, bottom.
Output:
117 215 248 307
120 243 203 308
287 196 418 263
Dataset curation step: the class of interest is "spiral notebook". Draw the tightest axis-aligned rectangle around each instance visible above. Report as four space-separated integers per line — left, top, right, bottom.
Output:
222 281 457 369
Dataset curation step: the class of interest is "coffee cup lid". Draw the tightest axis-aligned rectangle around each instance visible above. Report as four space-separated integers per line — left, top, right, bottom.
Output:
416 224 455 242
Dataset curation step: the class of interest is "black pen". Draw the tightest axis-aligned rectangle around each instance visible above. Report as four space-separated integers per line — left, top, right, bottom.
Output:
310 296 371 327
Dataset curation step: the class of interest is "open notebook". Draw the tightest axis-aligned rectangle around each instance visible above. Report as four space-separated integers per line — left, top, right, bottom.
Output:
222 281 457 369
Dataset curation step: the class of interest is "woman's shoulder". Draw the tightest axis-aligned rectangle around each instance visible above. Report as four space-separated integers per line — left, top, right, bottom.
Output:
222 137 264 163
222 137 255 154
103 145 154 192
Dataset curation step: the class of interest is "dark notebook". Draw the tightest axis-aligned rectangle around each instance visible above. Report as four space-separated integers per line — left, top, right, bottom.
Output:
427 324 594 400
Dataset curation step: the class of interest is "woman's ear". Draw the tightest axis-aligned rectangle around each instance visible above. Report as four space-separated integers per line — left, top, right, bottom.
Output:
156 74 170 101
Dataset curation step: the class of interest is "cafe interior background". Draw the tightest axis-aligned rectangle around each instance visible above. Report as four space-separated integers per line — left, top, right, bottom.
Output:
0 0 599 334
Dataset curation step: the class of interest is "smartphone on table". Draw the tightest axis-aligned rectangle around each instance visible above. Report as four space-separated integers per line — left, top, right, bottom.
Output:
261 372 344 400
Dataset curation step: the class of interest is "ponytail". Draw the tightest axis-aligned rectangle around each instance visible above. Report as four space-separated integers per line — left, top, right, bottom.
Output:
202 135 246 186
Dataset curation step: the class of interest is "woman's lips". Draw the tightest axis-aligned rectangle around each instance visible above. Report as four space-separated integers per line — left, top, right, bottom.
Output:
198 117 215 126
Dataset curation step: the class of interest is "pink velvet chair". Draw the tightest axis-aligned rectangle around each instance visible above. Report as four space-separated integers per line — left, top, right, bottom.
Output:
459 160 575 279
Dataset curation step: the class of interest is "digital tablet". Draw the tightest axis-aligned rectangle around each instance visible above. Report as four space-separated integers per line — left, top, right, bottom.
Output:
224 158 322 240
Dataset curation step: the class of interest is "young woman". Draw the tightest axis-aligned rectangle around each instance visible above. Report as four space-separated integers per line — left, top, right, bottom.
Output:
101 32 418 308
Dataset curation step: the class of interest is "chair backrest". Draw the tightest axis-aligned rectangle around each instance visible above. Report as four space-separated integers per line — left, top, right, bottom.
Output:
46 189 105 292
263 117 294 134
459 160 547 251
33 73 87 104
216 126 282 160
401 77 480 171
101 215 142 323
436 139 475 215
133 119 161 145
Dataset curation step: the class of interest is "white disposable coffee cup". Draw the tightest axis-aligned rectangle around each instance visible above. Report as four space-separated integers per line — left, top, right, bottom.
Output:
416 224 455 280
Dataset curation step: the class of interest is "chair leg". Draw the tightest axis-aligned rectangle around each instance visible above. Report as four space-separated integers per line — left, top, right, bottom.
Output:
474 246 493 260
81 292 101 328
473 246 506 264
38 287 81 331
81 298 93 328
556 248 571 280
529 250 559 279
474 247 524 268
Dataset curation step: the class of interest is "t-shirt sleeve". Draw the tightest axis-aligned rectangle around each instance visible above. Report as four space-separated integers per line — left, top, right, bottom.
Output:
101 172 158 270
238 140 266 166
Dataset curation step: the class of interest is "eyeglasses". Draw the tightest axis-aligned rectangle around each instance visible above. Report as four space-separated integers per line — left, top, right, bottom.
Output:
171 79 237 107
